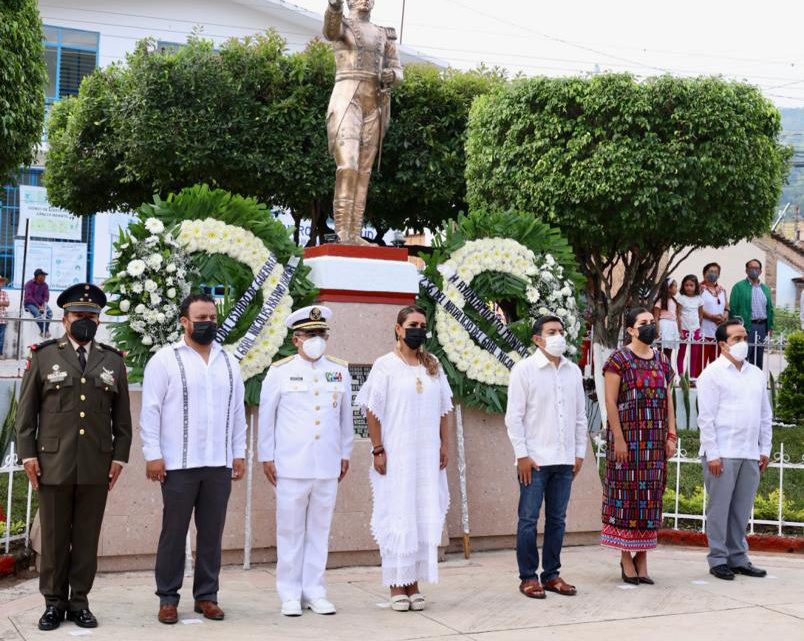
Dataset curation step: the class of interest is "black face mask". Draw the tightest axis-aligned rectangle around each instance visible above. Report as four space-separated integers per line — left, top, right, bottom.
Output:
636 323 657 345
402 327 427 350
70 317 98 343
191 321 218 346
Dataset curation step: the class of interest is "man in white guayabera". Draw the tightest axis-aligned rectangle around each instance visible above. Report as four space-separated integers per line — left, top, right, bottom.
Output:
258 305 354 617
697 319 772 582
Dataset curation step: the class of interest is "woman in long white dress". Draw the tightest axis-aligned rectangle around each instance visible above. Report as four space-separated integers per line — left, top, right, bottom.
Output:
356 305 453 612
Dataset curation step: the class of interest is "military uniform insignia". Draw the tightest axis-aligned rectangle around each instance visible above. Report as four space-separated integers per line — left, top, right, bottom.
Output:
325 371 343 383
100 367 116 387
310 307 322 320
46 364 68 383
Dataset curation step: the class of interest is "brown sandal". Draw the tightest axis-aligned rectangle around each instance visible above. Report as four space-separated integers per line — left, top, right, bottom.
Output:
543 577 577 596
519 579 546 599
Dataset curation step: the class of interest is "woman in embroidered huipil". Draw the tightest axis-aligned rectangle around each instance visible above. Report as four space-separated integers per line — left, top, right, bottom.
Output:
601 307 677 584
356 305 453 613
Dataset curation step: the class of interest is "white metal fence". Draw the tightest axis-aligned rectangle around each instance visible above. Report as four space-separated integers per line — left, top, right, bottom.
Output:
595 435 804 535
0 442 34 553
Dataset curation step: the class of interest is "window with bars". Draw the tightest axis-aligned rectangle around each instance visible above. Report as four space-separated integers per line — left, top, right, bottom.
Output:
43 25 100 102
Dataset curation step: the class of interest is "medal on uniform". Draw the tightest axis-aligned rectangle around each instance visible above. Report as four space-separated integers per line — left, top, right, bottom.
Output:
100 367 116 387
46 364 67 383
332 391 338 408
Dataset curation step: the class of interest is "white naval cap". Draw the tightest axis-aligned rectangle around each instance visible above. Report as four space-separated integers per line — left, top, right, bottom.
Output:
285 305 333 331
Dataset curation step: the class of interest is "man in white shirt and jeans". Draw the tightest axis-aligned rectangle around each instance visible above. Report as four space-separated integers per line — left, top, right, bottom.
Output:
140 293 247 624
505 315 587 599
697 319 772 581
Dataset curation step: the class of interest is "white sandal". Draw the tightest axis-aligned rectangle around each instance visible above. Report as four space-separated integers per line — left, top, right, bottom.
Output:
390 595 410 612
408 593 425 611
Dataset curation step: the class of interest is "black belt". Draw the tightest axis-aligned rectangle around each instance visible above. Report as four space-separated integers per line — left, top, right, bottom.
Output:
751 319 767 325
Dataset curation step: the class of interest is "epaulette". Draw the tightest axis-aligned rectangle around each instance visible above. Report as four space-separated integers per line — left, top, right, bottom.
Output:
385 26 398 40
30 339 57 352
271 355 295 368
99 343 125 357
325 355 349 367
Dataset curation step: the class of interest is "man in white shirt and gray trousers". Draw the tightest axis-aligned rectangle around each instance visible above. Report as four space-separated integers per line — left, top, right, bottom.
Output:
505 315 587 599
697 318 772 581
140 293 247 624
258 305 353 617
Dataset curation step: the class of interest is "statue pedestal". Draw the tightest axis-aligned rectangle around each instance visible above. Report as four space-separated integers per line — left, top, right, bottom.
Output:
303 245 420 305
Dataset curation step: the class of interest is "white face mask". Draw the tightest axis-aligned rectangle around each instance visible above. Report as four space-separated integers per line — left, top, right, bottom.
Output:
543 334 567 357
728 340 748 362
301 336 327 361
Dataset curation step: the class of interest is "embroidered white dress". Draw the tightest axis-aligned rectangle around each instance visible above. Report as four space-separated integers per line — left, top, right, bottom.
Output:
356 352 453 587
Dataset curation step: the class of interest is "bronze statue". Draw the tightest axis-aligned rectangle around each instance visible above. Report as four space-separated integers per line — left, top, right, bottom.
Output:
323 0 403 245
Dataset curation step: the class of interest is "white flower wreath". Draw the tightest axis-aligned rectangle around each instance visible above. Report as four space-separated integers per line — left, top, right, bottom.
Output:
435 238 581 387
177 218 294 381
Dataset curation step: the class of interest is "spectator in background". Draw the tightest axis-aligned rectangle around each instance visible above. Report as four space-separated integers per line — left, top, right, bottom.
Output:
24 268 52 337
0 276 9 358
729 259 773 370
653 278 679 360
676 274 704 378
700 262 729 369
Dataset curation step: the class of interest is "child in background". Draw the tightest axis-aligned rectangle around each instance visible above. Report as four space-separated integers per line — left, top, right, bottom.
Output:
676 274 704 378
653 278 679 360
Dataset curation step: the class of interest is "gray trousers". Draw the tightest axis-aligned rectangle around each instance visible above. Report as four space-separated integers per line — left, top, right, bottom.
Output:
703 457 760 568
154 467 232 606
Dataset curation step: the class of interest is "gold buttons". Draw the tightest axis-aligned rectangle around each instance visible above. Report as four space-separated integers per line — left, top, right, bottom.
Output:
79 411 85 418
79 429 85 435
314 377 319 383
314 391 319 396
314 434 320 440
80 395 86 401
80 377 86 384
315 420 320 425
315 405 320 411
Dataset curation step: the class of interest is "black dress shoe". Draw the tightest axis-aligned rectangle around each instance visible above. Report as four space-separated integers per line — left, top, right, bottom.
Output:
709 564 735 581
620 562 639 585
638 575 655 585
38 606 65 631
67 609 98 628
730 563 767 578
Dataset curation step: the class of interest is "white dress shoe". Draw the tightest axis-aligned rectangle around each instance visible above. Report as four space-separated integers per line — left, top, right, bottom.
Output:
302 598 336 615
281 600 302 617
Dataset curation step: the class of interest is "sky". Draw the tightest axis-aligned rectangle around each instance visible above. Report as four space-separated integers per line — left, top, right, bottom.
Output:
288 0 804 110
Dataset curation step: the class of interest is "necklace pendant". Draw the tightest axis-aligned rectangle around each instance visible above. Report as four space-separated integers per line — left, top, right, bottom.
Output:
416 377 424 394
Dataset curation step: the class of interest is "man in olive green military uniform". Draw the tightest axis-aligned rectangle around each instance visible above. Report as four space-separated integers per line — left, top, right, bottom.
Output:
16 283 132 631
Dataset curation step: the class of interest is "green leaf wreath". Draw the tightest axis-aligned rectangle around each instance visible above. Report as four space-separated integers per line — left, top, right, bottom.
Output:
418 210 583 414
105 184 317 404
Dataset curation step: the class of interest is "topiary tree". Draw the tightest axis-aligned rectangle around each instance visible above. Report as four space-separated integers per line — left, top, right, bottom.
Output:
0 0 47 180
466 74 792 347
776 331 803 425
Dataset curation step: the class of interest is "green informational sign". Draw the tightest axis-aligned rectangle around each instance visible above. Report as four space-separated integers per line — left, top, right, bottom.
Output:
17 186 82 241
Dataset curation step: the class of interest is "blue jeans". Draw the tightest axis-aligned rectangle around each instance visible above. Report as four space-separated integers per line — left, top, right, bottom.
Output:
747 321 768 370
516 464 574 583
25 303 52 334
0 323 6 355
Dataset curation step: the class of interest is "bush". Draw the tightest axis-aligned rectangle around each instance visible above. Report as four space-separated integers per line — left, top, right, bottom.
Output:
776 331 803 424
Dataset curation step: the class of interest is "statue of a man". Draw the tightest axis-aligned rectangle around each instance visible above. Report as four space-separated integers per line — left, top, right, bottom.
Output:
323 0 403 245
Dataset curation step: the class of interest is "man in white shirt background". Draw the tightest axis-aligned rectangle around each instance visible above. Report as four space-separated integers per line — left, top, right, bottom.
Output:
697 319 772 581
258 305 353 617
140 293 247 624
505 315 587 600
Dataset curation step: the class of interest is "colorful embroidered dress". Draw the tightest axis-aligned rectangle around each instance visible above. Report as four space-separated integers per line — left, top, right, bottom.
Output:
601 347 673 551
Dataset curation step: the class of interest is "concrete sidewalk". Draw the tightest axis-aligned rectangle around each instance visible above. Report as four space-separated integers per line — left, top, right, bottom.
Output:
1 546 803 640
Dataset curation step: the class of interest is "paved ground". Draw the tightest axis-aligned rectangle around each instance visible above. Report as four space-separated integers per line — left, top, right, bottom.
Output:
0 546 803 640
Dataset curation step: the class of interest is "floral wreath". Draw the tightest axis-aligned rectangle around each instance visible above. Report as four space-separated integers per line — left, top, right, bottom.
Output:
419 210 583 414
106 185 317 404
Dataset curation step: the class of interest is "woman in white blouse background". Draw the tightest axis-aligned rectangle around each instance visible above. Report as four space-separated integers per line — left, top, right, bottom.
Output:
356 305 453 612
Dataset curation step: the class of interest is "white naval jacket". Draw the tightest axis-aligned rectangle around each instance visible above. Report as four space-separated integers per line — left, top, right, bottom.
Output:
258 353 354 480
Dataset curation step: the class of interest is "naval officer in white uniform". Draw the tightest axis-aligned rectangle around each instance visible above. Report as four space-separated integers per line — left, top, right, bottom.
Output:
258 305 354 616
